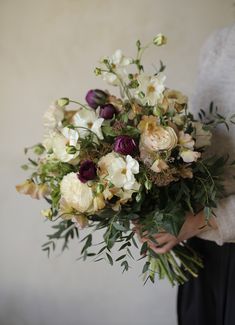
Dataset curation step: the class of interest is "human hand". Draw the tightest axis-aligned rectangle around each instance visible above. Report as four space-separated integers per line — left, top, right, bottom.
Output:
132 210 218 254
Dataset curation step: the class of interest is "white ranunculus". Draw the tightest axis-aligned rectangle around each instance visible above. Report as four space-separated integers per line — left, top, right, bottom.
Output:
43 101 64 130
180 149 201 163
51 127 80 163
192 122 212 148
60 173 93 213
135 74 166 106
72 108 104 140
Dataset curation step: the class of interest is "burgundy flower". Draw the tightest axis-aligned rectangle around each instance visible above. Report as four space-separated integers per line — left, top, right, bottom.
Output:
85 89 108 109
77 160 97 183
113 135 138 156
99 104 116 119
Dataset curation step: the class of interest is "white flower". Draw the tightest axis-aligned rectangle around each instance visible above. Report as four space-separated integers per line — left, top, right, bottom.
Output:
43 101 64 130
178 131 195 150
135 74 166 106
110 49 132 67
98 152 140 191
101 49 132 86
192 122 212 148
102 72 119 86
72 108 104 140
180 149 201 163
51 127 80 163
60 173 93 213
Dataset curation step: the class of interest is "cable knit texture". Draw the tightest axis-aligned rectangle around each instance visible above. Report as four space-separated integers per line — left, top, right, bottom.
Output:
192 24 235 245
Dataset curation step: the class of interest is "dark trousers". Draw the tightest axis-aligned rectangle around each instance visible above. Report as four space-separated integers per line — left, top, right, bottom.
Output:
177 237 235 325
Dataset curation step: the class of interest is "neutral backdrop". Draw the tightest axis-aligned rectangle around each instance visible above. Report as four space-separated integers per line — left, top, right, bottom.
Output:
1 1 234 325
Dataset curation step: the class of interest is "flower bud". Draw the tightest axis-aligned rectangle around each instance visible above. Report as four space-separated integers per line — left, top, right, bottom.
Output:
66 145 77 154
144 179 152 190
85 89 108 109
94 67 102 76
99 104 116 119
58 97 70 107
41 208 53 220
153 34 167 46
96 183 105 194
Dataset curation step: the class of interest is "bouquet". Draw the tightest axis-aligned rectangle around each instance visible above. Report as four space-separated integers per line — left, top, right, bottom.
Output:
16 34 234 285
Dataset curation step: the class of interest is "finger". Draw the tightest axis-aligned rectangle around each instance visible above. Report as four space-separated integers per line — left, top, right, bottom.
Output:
149 240 177 254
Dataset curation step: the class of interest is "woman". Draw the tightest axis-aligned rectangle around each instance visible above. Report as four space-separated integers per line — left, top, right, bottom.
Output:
140 24 235 325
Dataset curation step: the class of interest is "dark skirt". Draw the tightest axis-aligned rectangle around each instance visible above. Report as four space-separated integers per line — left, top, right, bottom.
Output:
177 237 235 325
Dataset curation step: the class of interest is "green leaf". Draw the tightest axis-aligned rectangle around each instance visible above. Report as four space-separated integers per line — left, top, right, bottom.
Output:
142 261 150 274
106 253 113 266
116 254 126 262
113 222 127 231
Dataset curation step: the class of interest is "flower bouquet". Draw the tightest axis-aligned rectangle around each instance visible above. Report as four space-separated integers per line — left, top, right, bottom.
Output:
16 34 234 285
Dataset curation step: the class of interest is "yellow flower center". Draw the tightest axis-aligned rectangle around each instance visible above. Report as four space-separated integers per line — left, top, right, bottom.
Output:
147 85 155 93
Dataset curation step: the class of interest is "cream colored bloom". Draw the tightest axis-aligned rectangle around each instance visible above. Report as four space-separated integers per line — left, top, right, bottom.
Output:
150 159 169 173
141 125 178 151
101 49 132 86
135 74 166 106
72 108 104 140
98 152 140 191
192 122 212 148
51 127 80 163
60 172 94 213
16 180 49 199
43 101 64 130
180 149 201 163
178 131 195 150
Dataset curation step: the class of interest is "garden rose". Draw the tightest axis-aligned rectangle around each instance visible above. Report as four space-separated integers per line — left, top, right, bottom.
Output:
141 126 178 151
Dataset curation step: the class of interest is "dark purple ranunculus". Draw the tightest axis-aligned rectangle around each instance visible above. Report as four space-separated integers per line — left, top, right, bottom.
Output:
99 104 116 119
113 135 138 156
77 160 97 183
85 89 108 109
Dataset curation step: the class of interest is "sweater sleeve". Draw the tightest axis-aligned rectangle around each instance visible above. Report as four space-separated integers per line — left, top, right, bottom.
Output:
193 26 235 245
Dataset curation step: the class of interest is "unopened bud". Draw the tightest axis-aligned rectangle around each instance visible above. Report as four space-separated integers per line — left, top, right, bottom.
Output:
96 183 105 194
66 145 77 154
58 97 70 107
153 34 167 46
144 179 152 190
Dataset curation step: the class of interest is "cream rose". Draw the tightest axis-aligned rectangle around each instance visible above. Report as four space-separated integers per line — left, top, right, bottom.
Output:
140 126 178 151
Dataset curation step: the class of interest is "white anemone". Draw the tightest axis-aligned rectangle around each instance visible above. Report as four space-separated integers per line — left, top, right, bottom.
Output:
72 108 104 140
135 74 166 106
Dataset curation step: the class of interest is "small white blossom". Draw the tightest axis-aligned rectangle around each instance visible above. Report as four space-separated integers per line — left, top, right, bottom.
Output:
135 74 166 106
72 108 104 140
51 127 80 163
43 101 64 130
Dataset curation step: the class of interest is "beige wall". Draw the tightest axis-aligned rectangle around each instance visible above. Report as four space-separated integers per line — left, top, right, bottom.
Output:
0 1 234 324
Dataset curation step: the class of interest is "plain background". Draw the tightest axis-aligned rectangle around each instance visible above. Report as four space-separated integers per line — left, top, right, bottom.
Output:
1 1 235 324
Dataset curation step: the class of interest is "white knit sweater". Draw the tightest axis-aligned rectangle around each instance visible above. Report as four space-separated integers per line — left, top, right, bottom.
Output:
192 24 235 245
